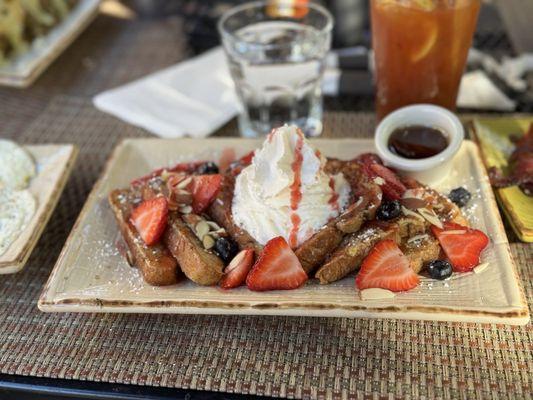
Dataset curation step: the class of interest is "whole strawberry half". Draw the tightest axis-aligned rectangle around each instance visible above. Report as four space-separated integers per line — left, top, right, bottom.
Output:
431 221 489 272
356 154 406 200
130 196 168 245
220 249 254 289
356 239 420 292
188 174 222 213
246 237 308 291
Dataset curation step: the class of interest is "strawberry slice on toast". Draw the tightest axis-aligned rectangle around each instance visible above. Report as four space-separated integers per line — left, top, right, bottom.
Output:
188 174 223 213
356 239 420 292
356 153 406 200
130 196 168 245
246 237 308 291
220 249 255 289
431 222 489 272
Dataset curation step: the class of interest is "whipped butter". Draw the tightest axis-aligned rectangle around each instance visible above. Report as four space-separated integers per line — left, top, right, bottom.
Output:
232 125 350 248
0 140 37 256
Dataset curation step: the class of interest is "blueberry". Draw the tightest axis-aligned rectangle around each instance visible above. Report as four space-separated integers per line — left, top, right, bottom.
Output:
196 162 219 175
376 200 401 221
426 260 453 280
448 187 471 208
213 237 239 264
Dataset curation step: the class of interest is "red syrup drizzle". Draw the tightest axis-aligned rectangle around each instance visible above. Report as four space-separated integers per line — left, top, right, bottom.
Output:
289 133 304 249
328 177 340 212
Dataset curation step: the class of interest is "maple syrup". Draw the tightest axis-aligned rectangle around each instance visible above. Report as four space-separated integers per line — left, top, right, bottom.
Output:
388 125 448 159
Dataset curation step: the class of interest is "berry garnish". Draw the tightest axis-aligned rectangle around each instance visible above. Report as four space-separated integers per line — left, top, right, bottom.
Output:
195 162 219 175
130 196 168 245
188 174 222 213
213 236 239 264
356 239 420 292
426 260 453 280
431 221 489 272
246 237 308 291
376 200 401 221
357 154 406 200
220 249 254 289
448 187 471 207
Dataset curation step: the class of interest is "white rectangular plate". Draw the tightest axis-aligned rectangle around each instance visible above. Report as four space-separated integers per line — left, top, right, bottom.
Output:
38 138 529 324
0 144 78 274
0 0 100 88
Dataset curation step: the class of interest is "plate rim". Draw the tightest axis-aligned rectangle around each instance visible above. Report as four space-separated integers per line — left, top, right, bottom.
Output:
38 138 530 324
0 144 78 273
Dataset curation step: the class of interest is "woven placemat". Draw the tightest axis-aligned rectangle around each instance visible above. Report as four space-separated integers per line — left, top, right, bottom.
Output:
0 96 530 399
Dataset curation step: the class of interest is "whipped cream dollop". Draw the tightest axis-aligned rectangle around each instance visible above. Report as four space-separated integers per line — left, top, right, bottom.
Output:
232 125 350 248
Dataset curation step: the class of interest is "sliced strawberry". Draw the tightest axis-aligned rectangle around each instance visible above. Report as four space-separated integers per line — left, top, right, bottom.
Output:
130 196 168 245
356 239 420 292
431 222 489 272
246 237 308 291
131 161 204 186
356 153 406 200
188 174 222 213
239 150 255 166
369 163 407 200
220 249 254 289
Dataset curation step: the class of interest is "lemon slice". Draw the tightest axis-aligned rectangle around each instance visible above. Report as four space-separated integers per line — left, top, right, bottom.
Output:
411 21 438 62
411 0 437 11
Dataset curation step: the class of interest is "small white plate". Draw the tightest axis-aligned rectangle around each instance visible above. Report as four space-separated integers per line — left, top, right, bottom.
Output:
38 138 529 325
0 144 78 274
0 0 100 88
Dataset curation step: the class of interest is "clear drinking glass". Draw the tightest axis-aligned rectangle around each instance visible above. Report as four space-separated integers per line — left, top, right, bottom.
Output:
218 1 333 137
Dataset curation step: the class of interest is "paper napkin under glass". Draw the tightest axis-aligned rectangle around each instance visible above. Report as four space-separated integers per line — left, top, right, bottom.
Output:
93 48 239 138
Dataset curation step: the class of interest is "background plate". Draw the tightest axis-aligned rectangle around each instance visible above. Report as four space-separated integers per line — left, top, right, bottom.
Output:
39 138 529 324
0 144 78 274
0 0 100 88
471 117 533 242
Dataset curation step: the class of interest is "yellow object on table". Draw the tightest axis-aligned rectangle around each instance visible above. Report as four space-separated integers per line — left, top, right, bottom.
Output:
472 117 533 242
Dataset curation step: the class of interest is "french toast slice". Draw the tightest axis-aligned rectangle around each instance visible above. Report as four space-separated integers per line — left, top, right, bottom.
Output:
136 176 226 286
402 235 441 274
163 213 224 286
108 189 180 286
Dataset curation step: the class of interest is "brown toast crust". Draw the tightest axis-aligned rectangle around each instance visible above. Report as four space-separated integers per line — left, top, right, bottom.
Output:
163 213 224 286
402 236 441 274
108 189 179 286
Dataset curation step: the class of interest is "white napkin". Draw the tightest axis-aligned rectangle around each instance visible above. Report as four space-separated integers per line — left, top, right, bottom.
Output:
457 70 516 111
93 48 239 138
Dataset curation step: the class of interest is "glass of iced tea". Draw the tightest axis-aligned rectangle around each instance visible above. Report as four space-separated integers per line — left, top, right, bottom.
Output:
371 0 480 119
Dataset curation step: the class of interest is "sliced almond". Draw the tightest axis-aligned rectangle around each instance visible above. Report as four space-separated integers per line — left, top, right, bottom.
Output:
440 229 467 235
360 288 396 300
177 176 193 189
160 169 170 181
373 176 385 185
407 234 429 244
473 262 489 274
418 207 443 229
195 220 210 239
206 221 221 231
202 234 215 250
179 205 192 214
401 206 424 221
